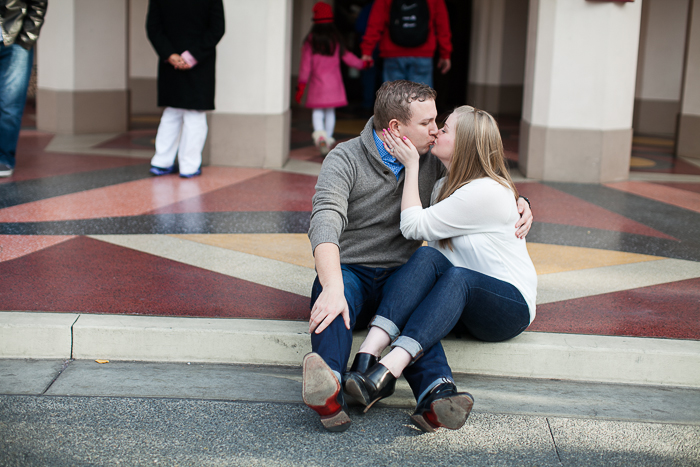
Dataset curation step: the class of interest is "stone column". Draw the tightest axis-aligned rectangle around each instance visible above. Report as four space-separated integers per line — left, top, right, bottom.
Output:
207 0 293 169
468 0 528 116
633 0 689 138
129 0 160 115
36 0 128 134
678 0 700 159
519 0 643 183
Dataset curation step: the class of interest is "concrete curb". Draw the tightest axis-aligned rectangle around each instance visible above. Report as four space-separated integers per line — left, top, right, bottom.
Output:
2 311 699 387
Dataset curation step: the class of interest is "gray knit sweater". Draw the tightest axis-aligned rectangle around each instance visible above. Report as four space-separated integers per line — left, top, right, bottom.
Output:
308 117 446 268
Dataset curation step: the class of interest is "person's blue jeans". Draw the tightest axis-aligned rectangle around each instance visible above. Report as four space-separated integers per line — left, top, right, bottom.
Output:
372 247 531 360
383 56 433 87
0 43 34 169
310 262 453 402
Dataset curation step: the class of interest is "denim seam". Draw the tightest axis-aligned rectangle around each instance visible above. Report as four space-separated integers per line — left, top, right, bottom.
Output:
468 286 528 307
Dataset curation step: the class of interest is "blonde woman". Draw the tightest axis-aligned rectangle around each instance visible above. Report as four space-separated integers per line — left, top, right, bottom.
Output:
344 106 537 432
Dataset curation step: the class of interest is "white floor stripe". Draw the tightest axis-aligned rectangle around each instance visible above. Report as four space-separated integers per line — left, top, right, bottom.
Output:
281 158 322 176
90 235 316 297
537 258 700 304
628 172 700 183
91 235 700 304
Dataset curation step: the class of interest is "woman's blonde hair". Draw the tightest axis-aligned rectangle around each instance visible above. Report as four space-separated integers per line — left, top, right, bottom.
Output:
436 105 519 250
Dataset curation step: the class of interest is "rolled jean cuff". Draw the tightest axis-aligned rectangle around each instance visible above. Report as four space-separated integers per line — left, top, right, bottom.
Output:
392 336 423 360
370 315 400 341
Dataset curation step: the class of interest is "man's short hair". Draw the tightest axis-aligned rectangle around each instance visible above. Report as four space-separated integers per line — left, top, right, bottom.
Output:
373 80 437 131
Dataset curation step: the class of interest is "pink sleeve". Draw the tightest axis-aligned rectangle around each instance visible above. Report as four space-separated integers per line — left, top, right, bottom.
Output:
342 50 364 70
299 41 312 84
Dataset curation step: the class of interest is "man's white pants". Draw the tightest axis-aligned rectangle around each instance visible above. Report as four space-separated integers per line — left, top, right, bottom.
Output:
150 107 208 175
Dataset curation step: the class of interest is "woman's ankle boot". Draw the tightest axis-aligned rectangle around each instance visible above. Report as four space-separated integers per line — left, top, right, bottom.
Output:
344 362 397 412
344 352 378 385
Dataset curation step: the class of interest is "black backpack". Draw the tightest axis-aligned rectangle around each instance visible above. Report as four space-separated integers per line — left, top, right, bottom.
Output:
389 0 431 48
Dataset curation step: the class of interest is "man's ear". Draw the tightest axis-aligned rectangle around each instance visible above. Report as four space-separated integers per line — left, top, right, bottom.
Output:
388 119 401 137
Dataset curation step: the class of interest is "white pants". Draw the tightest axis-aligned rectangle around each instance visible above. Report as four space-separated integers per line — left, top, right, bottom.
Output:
151 107 208 175
312 108 336 139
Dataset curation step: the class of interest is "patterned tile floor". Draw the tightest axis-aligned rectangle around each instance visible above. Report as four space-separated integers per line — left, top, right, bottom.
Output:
1 106 699 341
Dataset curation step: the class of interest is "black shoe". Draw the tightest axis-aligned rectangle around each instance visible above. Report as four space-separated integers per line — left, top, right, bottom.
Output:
343 352 378 384
344 362 396 412
302 352 351 432
411 382 474 433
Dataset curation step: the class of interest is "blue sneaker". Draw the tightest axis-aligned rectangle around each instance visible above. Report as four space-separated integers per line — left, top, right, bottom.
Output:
0 163 14 178
179 168 202 178
149 165 177 176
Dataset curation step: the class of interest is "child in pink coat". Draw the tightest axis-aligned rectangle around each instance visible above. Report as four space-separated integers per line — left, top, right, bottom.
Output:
296 2 365 155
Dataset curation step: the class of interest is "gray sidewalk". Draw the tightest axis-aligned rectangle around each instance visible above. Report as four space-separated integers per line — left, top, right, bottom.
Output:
1 359 699 466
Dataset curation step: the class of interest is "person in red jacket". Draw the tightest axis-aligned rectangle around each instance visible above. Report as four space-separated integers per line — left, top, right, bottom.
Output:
360 0 452 88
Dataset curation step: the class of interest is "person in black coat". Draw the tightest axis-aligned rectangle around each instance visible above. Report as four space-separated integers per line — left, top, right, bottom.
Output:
146 0 225 178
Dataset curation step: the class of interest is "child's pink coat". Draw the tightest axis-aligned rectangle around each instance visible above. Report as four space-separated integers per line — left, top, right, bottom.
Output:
299 41 364 109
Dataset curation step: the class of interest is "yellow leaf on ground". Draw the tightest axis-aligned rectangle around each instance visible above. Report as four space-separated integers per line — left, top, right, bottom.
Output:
95 359 109 364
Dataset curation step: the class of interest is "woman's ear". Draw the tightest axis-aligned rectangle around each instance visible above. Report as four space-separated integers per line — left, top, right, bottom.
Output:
388 119 401 137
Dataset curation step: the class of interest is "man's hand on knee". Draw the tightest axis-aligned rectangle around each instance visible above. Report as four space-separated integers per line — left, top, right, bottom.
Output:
309 287 350 334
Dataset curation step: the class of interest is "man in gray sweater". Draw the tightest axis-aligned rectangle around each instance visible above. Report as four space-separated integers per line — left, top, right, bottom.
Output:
303 80 532 432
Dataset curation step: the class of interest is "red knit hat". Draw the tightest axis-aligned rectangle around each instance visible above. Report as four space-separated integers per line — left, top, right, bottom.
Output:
313 2 334 24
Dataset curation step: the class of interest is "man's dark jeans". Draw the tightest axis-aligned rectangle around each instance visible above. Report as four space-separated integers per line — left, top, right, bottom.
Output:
310 262 453 402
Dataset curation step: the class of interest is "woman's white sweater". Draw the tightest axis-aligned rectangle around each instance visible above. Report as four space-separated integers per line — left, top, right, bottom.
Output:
400 177 538 322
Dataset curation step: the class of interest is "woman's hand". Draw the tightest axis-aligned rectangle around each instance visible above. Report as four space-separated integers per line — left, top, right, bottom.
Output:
382 129 419 170
167 54 190 70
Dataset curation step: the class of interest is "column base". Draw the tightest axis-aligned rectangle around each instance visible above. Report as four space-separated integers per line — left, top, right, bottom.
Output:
36 89 128 134
206 110 290 169
677 114 700 159
129 78 159 115
519 120 632 183
633 98 680 137
468 83 523 116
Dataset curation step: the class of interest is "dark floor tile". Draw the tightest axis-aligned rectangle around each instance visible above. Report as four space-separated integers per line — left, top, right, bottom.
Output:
517 183 676 240
0 164 151 209
527 223 700 262
630 148 700 175
530 277 700 340
0 236 309 320
0 211 311 235
542 182 700 244
1 140 148 186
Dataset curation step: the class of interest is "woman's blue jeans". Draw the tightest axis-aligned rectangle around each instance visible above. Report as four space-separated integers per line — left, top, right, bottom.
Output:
372 247 531 360
0 43 34 168
310 262 453 402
